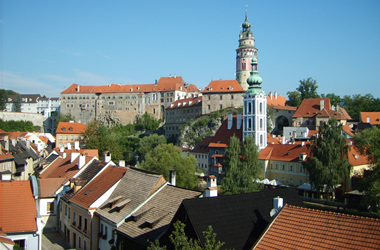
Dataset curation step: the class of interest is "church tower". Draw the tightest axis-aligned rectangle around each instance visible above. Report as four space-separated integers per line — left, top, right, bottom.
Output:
236 11 258 91
243 57 267 150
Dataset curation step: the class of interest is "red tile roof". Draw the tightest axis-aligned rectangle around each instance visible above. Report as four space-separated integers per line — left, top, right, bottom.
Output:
0 129 8 135
259 143 310 162
271 105 297 111
348 142 373 166
202 80 244 93
39 178 67 197
0 146 14 161
267 133 282 144
56 122 88 134
7 131 27 139
61 76 195 94
0 180 37 233
267 93 287 106
166 96 202 110
254 204 380 249
293 98 332 118
39 155 93 179
70 165 128 209
343 125 354 137
361 112 380 125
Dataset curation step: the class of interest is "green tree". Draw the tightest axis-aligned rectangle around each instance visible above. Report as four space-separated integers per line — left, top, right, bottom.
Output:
286 91 302 107
135 113 161 131
353 126 380 211
54 113 75 129
341 94 380 120
14 94 22 112
82 120 123 161
222 135 262 195
0 89 8 110
137 133 167 160
139 144 199 189
148 220 224 250
321 93 341 107
0 119 40 132
304 118 351 200
296 77 320 100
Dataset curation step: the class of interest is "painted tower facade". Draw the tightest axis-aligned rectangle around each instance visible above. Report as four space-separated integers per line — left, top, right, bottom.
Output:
236 12 258 91
243 57 267 150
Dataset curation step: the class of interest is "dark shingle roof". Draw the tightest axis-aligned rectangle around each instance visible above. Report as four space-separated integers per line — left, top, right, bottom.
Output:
175 188 304 250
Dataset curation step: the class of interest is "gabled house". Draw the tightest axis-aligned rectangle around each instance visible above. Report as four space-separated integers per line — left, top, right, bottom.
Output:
62 164 128 250
360 111 380 125
116 184 201 249
253 204 380 249
56 121 87 148
201 80 245 115
95 167 167 250
292 98 351 130
161 188 304 250
7 139 39 180
0 174 42 250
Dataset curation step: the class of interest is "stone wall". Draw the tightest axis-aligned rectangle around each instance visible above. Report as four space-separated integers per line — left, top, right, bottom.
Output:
0 111 45 132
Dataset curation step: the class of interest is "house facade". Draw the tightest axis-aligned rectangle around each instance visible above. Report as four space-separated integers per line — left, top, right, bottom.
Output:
55 121 87 148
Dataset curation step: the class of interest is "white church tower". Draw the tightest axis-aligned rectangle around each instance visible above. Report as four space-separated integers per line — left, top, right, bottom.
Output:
243 57 267 150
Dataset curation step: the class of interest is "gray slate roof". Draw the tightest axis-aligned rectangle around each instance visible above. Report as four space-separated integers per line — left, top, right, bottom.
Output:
96 167 166 226
117 185 201 246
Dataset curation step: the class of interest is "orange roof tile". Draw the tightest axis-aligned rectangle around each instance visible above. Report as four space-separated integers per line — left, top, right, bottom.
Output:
202 80 244 93
293 98 331 118
7 131 27 139
166 96 202 110
348 142 373 166
267 133 282 144
343 125 355 137
0 146 14 161
0 180 37 233
56 122 88 134
0 129 8 135
70 165 127 209
39 178 67 197
361 112 380 125
259 143 310 162
40 155 93 179
267 93 288 106
270 105 297 111
254 204 380 249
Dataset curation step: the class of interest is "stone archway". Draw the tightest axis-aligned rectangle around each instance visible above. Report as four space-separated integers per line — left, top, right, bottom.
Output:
274 116 290 135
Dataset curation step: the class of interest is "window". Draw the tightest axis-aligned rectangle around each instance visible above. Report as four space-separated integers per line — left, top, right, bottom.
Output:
220 95 223 100
270 164 273 169
65 204 67 216
100 223 103 234
104 226 108 239
275 164 278 170
231 95 234 100
300 166 303 173
282 177 285 183
290 178 293 184
68 207 71 219
73 212 77 226
59 135 63 140
220 104 223 109
290 165 293 172
300 179 303 185
79 236 82 249
208 105 210 110
282 165 285 171
84 218 88 232
208 96 211 100
47 202 54 214
78 215 82 229
14 240 25 249
84 240 87 250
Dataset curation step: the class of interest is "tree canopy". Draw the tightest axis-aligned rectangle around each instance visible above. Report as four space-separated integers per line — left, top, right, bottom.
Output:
353 126 380 211
342 94 380 120
221 135 262 194
14 95 22 112
0 119 40 132
139 143 199 189
135 113 161 131
286 77 319 107
137 133 167 160
304 118 351 199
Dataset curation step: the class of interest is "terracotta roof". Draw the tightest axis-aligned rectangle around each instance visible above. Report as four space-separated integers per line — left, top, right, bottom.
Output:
96 167 166 225
0 129 8 135
343 125 355 137
254 204 380 249
39 178 67 197
271 105 297 111
70 165 127 209
0 234 14 246
361 112 380 125
0 145 14 161
0 180 37 233
117 185 200 246
56 122 88 134
61 76 194 94
293 98 332 118
186 84 201 93
166 96 202 110
259 143 310 162
348 142 373 166
267 93 287 106
7 94 41 103
267 133 282 144
202 80 244 93
191 136 214 154
8 131 28 139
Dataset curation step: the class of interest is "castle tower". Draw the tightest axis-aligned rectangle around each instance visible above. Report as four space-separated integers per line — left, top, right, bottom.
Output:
243 57 267 150
236 11 258 91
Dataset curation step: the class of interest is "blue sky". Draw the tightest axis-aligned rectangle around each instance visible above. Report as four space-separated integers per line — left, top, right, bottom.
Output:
1 0 379 98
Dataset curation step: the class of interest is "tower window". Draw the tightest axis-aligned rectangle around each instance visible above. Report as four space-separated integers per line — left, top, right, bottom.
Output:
242 63 246 71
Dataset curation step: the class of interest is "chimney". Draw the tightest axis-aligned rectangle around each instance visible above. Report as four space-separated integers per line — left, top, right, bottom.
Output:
78 154 86 169
299 152 307 161
77 85 80 92
169 170 176 186
270 196 283 217
66 143 71 150
269 92 273 100
104 151 111 163
367 116 370 123
205 175 218 197
62 152 67 159
118 160 125 167
60 147 64 153
71 151 80 163
236 114 242 130
320 99 325 111
274 91 278 99
74 141 80 150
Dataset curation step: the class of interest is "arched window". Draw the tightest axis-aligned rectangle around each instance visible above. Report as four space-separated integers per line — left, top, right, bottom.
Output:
260 134 263 145
248 102 252 114
260 119 263 129
260 102 263 114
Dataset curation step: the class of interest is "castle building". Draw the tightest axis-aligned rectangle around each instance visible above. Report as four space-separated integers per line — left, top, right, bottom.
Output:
60 76 200 126
243 57 267 150
236 12 258 91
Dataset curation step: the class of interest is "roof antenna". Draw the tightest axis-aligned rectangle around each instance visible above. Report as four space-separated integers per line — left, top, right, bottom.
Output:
245 5 248 20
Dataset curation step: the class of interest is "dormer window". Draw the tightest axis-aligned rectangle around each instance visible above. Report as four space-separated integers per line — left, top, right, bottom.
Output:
69 127 73 131
62 127 66 131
